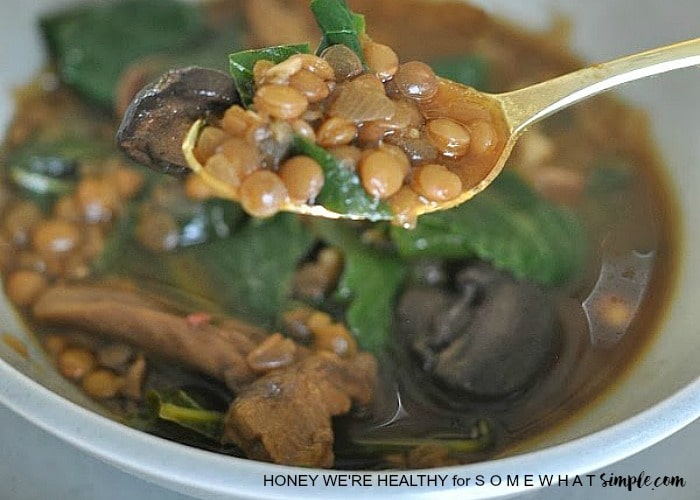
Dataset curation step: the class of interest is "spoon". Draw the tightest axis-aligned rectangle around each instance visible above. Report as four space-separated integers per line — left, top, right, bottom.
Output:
182 37 700 222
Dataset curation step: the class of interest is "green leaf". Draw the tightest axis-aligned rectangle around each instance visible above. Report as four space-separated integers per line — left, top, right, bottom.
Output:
98 209 315 327
176 214 315 326
229 44 312 106
292 136 392 220
430 54 490 90
313 220 406 354
146 390 224 441
390 171 588 286
40 0 206 107
311 0 366 63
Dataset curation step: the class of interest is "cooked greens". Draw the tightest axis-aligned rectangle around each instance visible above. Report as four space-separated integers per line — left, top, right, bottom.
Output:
40 0 206 107
390 170 588 285
313 220 406 354
311 0 367 62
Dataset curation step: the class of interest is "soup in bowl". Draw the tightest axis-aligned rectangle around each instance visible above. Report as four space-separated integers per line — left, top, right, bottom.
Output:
0 0 698 498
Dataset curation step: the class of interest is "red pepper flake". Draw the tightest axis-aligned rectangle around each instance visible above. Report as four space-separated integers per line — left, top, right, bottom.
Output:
186 312 212 328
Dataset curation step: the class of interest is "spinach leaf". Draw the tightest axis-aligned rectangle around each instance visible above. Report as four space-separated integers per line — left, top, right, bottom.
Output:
390 171 588 286
292 136 392 220
40 0 206 107
229 44 312 106
313 220 406 354
98 209 314 327
311 0 366 62
176 214 315 326
146 389 224 442
430 54 490 90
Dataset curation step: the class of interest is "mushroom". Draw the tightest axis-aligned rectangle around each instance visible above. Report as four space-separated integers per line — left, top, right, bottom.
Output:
396 261 558 399
116 66 239 178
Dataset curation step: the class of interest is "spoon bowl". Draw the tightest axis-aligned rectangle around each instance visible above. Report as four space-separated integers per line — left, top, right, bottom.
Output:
182 37 700 223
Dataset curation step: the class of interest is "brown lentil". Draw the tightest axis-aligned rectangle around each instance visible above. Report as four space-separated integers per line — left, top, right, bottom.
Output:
425 118 472 157
218 137 260 176
278 156 325 202
289 69 330 103
320 44 363 81
363 41 399 81
395 61 439 100
75 177 120 222
313 322 357 358
58 347 97 380
2 200 42 246
412 163 463 202
32 218 81 255
252 59 275 87
4 269 47 307
329 145 362 169
193 126 228 164
254 84 308 120
221 105 255 136
388 186 424 227
291 119 316 142
135 209 179 252
316 117 357 147
82 369 123 399
296 54 335 81
238 170 288 217
359 149 406 199
467 119 498 156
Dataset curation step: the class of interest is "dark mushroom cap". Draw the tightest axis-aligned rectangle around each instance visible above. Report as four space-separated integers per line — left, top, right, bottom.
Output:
116 66 239 177
397 262 558 399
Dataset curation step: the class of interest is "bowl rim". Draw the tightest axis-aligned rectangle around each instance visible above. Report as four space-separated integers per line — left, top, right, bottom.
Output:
1 355 698 499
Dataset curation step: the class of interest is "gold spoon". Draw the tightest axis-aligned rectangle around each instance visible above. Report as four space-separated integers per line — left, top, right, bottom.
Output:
183 37 700 222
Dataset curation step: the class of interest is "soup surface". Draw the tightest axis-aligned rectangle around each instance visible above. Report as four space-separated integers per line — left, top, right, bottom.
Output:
0 0 678 469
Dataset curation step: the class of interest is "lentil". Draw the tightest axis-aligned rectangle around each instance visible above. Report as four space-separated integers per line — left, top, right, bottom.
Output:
58 347 97 380
467 119 498 155
289 69 330 103
32 218 81 255
254 84 308 120
5 269 47 307
359 149 406 199
279 156 325 202
412 163 463 202
82 369 123 399
320 44 363 81
238 170 288 217
316 117 357 147
3 200 42 246
425 118 472 157
363 41 399 81
395 61 439 100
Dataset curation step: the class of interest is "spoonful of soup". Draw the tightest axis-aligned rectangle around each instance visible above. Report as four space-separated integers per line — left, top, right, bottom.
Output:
116 0 700 227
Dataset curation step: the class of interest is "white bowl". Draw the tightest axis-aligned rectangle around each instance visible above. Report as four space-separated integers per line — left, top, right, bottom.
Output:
1 1 698 498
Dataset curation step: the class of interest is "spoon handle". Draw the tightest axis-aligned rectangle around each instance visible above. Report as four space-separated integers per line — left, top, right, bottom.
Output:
496 37 700 134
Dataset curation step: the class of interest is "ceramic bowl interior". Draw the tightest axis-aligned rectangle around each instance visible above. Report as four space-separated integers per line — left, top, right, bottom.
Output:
0 1 699 498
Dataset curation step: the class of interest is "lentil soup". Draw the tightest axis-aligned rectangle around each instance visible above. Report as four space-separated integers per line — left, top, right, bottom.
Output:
0 0 678 469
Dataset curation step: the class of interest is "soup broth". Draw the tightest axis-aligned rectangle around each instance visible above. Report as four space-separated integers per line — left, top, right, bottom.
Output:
0 0 678 469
